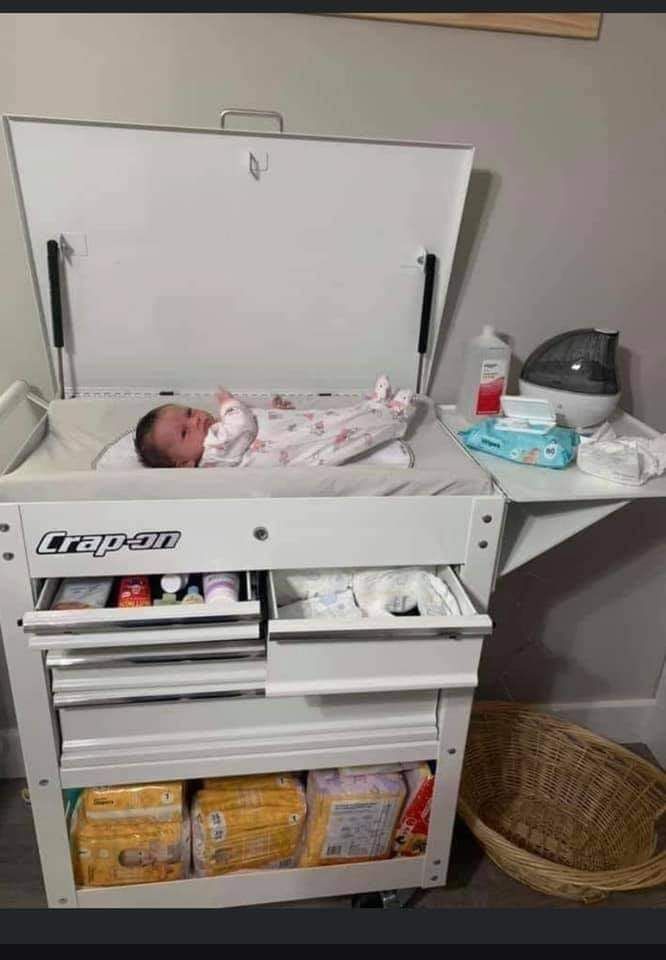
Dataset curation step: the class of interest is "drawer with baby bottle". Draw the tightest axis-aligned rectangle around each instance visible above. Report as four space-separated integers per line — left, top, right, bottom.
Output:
24 571 263 708
266 565 492 697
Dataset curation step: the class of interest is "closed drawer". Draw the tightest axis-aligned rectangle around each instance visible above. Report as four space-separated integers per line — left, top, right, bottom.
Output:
51 658 266 707
266 566 491 697
58 689 440 774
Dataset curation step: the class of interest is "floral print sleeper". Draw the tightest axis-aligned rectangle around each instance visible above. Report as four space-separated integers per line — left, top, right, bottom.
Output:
199 375 414 468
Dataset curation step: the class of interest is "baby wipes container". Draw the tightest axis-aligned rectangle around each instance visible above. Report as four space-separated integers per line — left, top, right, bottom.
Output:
456 326 511 422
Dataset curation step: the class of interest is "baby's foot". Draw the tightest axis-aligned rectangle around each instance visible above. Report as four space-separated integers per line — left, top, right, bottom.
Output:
389 388 414 413
369 374 392 403
216 387 235 409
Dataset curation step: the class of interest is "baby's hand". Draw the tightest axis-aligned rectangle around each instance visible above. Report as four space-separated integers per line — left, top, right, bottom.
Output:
272 395 295 410
216 387 234 407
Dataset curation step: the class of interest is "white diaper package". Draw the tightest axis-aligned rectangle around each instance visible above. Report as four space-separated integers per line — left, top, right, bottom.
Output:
577 424 666 486
352 568 461 618
278 588 363 620
273 569 353 606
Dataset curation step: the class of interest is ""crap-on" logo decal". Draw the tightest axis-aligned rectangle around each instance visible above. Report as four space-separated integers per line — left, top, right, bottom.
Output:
36 530 181 558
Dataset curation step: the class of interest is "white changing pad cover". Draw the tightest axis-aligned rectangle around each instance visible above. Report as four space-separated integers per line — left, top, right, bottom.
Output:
94 425 414 471
0 394 492 502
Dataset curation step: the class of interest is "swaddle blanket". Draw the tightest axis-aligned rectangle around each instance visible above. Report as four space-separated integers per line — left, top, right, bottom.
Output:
577 422 666 486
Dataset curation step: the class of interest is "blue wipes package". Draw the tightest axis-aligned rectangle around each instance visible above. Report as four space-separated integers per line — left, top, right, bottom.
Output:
459 418 579 469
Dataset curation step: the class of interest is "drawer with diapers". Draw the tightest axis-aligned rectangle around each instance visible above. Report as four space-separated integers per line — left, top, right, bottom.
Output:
265 565 492 697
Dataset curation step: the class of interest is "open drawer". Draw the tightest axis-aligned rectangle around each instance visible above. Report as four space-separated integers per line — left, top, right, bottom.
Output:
25 572 265 708
266 566 492 697
24 571 260 649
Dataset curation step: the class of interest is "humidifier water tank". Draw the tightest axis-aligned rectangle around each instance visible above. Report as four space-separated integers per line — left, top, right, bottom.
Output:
519 328 620 430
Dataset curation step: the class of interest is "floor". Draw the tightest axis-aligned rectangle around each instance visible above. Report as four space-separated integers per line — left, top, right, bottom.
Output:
1 745 664 910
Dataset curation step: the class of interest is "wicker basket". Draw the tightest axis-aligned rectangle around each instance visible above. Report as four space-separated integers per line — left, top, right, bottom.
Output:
458 702 666 903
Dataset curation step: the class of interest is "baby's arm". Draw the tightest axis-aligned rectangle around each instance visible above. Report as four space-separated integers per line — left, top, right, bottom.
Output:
201 389 258 467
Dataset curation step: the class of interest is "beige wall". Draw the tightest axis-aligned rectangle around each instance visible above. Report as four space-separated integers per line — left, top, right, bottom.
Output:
1 13 665 761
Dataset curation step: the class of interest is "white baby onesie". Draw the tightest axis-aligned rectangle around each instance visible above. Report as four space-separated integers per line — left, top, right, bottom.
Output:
199 378 414 468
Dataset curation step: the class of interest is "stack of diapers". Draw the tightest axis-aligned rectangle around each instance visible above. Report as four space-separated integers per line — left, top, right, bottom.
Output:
278 589 362 620
273 569 362 620
191 773 307 876
274 567 461 619
298 769 406 867
70 782 190 887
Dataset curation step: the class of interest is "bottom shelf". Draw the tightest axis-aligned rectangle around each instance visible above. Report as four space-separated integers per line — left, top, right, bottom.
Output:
76 855 427 908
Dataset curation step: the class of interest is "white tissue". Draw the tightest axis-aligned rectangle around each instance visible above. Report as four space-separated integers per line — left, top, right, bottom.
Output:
577 424 666 486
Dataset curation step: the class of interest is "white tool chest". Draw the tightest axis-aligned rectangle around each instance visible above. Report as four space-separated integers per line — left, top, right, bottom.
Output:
5 111 662 911
0 111 506 908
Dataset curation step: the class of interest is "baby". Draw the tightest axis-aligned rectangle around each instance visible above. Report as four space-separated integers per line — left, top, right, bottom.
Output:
134 375 414 469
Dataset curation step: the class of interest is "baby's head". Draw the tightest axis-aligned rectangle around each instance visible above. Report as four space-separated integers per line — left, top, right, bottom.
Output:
135 404 215 468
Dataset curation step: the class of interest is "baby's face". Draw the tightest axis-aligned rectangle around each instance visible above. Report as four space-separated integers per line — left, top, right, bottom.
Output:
152 404 216 467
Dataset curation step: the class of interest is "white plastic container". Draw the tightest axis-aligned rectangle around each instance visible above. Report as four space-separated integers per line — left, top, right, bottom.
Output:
202 572 240 604
456 325 511 422
160 574 189 595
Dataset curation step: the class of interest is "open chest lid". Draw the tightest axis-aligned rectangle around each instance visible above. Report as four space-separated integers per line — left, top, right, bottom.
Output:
5 115 473 397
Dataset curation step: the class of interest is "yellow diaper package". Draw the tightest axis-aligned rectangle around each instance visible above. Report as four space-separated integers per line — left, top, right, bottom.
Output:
71 802 190 887
201 772 303 807
299 770 406 868
83 782 184 822
192 773 306 876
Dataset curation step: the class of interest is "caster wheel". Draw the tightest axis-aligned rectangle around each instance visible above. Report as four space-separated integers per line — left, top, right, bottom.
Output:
352 889 413 909
352 892 385 908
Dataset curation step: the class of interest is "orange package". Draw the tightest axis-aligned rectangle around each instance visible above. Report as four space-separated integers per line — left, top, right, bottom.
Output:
393 763 434 857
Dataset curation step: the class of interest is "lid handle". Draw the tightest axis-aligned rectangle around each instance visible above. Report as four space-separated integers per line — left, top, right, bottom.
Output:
220 108 285 133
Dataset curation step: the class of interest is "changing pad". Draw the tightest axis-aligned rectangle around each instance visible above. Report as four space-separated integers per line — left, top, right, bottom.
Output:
0 393 493 502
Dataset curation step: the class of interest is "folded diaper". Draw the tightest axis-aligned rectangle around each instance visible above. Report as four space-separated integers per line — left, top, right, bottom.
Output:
273 569 353 605
352 568 461 618
459 418 578 469
278 588 363 620
577 424 666 486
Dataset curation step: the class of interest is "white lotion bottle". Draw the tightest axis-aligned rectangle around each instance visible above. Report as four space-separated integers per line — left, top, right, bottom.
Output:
456 325 511 422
